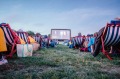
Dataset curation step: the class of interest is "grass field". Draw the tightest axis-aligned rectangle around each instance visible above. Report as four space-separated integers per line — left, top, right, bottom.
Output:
0 45 120 79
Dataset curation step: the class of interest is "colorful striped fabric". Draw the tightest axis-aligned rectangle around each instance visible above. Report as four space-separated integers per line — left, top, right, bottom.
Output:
0 25 14 46
75 37 79 45
101 23 120 60
0 23 20 58
71 36 84 48
104 24 120 46
33 36 41 44
17 32 29 44
77 36 83 45
71 37 76 47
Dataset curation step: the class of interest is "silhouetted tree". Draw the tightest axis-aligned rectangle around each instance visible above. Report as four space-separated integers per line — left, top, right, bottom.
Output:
36 33 41 36
48 34 51 38
27 31 35 36
78 32 82 36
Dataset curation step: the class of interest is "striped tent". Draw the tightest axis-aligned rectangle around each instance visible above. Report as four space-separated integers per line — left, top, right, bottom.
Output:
101 23 120 60
0 23 20 58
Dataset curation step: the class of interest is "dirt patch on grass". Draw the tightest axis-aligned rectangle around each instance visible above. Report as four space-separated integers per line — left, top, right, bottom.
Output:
13 65 55 75
100 66 120 74
0 63 25 72
33 53 42 57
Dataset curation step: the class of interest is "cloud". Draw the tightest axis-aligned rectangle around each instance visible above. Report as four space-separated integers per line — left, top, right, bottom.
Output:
0 6 119 36
46 8 118 36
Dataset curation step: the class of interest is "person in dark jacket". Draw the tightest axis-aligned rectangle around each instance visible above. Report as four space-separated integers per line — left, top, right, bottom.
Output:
92 27 105 57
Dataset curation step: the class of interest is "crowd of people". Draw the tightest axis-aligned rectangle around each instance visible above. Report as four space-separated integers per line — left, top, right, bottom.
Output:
41 35 58 48
0 18 120 65
68 33 96 53
68 18 120 59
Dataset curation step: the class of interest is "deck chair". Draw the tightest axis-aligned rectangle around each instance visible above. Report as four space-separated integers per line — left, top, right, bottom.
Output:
75 36 84 48
101 23 120 60
17 32 30 44
77 36 84 46
75 37 79 45
27 36 40 51
16 31 34 57
71 37 76 48
79 36 89 52
0 23 21 58
33 35 42 48
74 36 80 48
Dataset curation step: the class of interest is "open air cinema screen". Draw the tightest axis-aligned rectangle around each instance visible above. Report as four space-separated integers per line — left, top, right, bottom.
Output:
51 29 71 40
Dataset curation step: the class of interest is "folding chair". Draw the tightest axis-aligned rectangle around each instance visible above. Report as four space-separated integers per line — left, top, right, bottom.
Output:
101 23 120 60
0 23 21 58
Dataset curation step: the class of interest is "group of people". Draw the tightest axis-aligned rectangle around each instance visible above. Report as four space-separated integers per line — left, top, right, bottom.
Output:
41 35 58 48
69 18 120 58
69 33 97 53
1 18 120 65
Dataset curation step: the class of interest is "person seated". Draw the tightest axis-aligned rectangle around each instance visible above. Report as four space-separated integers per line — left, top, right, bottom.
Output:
109 46 120 56
69 40 73 48
92 27 105 57
28 36 37 44
42 35 49 48
93 18 120 57
82 39 89 52
50 40 55 47
80 36 88 52
87 33 97 53
80 35 86 48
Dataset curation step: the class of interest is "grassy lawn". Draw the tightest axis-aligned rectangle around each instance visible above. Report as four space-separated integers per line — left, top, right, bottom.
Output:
0 45 120 79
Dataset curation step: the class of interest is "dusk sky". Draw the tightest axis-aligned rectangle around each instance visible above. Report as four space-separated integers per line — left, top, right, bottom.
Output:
0 0 120 36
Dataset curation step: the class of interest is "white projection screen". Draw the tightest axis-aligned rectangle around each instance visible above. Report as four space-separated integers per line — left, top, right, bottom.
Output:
51 29 71 40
